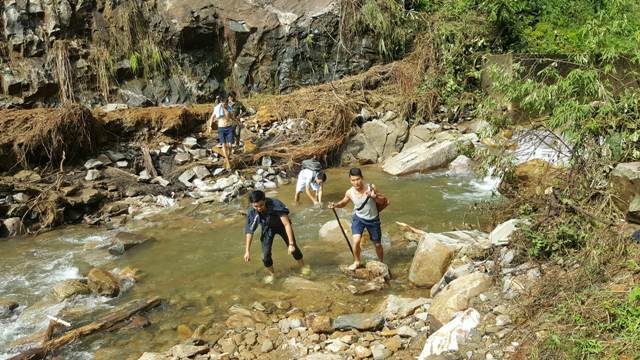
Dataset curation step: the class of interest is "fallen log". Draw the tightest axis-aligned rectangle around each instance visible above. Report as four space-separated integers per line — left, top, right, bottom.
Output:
9 296 161 360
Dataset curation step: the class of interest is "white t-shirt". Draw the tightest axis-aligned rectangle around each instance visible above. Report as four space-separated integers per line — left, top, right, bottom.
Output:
214 103 232 127
296 169 320 193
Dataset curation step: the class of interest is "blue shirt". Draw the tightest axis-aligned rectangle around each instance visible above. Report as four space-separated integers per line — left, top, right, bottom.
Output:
244 198 290 237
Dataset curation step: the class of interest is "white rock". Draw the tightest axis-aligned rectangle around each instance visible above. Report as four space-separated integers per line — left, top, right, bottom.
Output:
183 137 198 148
192 165 211 180
263 181 277 190
84 159 103 170
151 176 170 187
496 315 512 327
160 144 172 154
490 219 526 246
174 153 191 165
396 325 418 338
213 168 225 176
418 308 481 359
12 193 30 203
178 169 196 187
100 103 128 112
116 161 128 168
106 151 127 162
138 170 151 182
371 343 391 360
261 156 272 167
85 169 101 181
326 340 348 353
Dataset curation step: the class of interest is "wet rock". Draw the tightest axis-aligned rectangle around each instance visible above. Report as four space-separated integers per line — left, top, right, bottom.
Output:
489 219 526 246
130 314 151 328
84 159 104 170
0 299 19 318
332 313 384 331
429 272 492 329
226 314 256 329
151 176 171 187
177 324 193 339
87 268 120 297
108 232 153 255
419 308 481 358
170 344 209 358
319 219 351 243
446 155 474 177
283 276 330 292
175 153 191 165
2 217 25 237
409 235 454 287
376 295 430 321
85 169 102 181
52 279 91 301
193 165 211 180
347 278 386 294
340 260 390 281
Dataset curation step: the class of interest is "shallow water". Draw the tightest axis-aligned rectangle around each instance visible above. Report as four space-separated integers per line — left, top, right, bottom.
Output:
0 166 500 359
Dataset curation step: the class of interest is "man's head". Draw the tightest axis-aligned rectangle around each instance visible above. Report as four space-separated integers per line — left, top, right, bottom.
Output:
228 91 237 102
349 167 364 190
315 172 327 185
249 190 267 213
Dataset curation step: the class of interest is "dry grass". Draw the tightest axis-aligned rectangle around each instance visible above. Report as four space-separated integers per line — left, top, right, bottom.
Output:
0 104 103 172
51 40 75 104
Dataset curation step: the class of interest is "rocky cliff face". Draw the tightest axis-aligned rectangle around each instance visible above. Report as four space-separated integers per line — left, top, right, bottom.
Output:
0 0 378 108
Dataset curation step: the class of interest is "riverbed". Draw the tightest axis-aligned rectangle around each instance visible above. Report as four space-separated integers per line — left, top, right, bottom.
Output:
0 166 499 359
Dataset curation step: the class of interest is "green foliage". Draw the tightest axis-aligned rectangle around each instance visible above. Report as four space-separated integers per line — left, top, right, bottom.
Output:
129 52 142 76
520 217 588 258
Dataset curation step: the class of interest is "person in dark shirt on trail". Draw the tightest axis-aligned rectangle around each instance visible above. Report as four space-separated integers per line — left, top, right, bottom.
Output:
228 91 247 148
243 190 309 283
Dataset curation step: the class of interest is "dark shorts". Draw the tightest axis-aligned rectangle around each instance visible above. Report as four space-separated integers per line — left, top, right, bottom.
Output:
351 215 382 243
218 126 234 144
260 228 303 268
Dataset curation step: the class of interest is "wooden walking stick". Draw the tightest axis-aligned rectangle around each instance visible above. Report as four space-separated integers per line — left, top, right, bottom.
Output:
331 207 354 256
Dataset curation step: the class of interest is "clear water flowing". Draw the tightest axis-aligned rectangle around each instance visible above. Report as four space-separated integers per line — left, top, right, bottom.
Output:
0 166 500 359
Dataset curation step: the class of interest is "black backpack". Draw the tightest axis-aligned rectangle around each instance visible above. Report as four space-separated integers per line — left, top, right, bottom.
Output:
301 159 322 172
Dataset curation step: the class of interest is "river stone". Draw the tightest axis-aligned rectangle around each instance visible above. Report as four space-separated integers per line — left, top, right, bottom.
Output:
261 339 274 353
87 268 120 297
218 338 236 354
340 260 390 281
283 276 330 292
382 133 473 176
192 165 211 180
355 345 372 358
409 235 453 287
627 196 640 224
446 155 474 177
138 353 171 360
225 314 256 329
108 232 153 255
85 169 101 181
84 159 104 169
0 299 19 318
52 279 91 300
429 272 492 329
13 170 41 182
371 343 391 360
332 313 384 331
319 219 352 243
178 169 196 187
376 295 430 321
3 217 25 237
307 314 333 333
397 325 418 338
12 192 30 203
489 219 526 246
169 344 208 358
106 150 127 162
175 153 191 165
326 340 348 352
301 354 343 360
183 137 198 148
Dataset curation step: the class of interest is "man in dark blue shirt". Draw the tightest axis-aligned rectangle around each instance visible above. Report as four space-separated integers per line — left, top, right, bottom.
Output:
244 190 306 283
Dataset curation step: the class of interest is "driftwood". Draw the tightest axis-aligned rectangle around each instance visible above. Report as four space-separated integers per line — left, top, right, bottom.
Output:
141 145 158 178
9 296 161 360
395 221 426 235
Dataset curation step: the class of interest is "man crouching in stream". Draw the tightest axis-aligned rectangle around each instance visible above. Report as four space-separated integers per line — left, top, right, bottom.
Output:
243 190 310 283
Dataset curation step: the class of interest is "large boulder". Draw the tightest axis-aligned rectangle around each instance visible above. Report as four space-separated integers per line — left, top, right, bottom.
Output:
2 217 25 237
489 219 526 246
628 196 640 224
382 132 474 176
340 260 390 281
87 268 120 297
429 272 492 329
610 162 640 211
404 123 441 149
343 112 409 164
409 235 454 287
446 155 475 177
319 219 351 243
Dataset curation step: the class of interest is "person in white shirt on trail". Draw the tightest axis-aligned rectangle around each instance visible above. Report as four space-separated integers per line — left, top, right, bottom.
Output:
208 94 234 168
294 159 327 206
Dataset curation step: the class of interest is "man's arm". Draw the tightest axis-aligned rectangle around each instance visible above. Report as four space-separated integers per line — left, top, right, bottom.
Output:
317 184 323 203
244 210 258 262
304 183 318 205
329 191 351 209
280 214 296 254
244 233 253 262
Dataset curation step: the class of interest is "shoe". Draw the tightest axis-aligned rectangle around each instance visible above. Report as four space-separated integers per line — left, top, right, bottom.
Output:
263 274 275 284
301 265 311 276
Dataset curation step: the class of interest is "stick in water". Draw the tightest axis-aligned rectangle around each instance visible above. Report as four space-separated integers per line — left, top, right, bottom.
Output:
331 207 354 256
46 315 71 327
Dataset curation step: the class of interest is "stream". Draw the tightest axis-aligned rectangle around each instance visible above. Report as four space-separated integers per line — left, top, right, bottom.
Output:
0 166 500 359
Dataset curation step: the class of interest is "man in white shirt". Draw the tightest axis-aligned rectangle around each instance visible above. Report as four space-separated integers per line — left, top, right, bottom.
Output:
294 169 327 206
208 95 234 168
